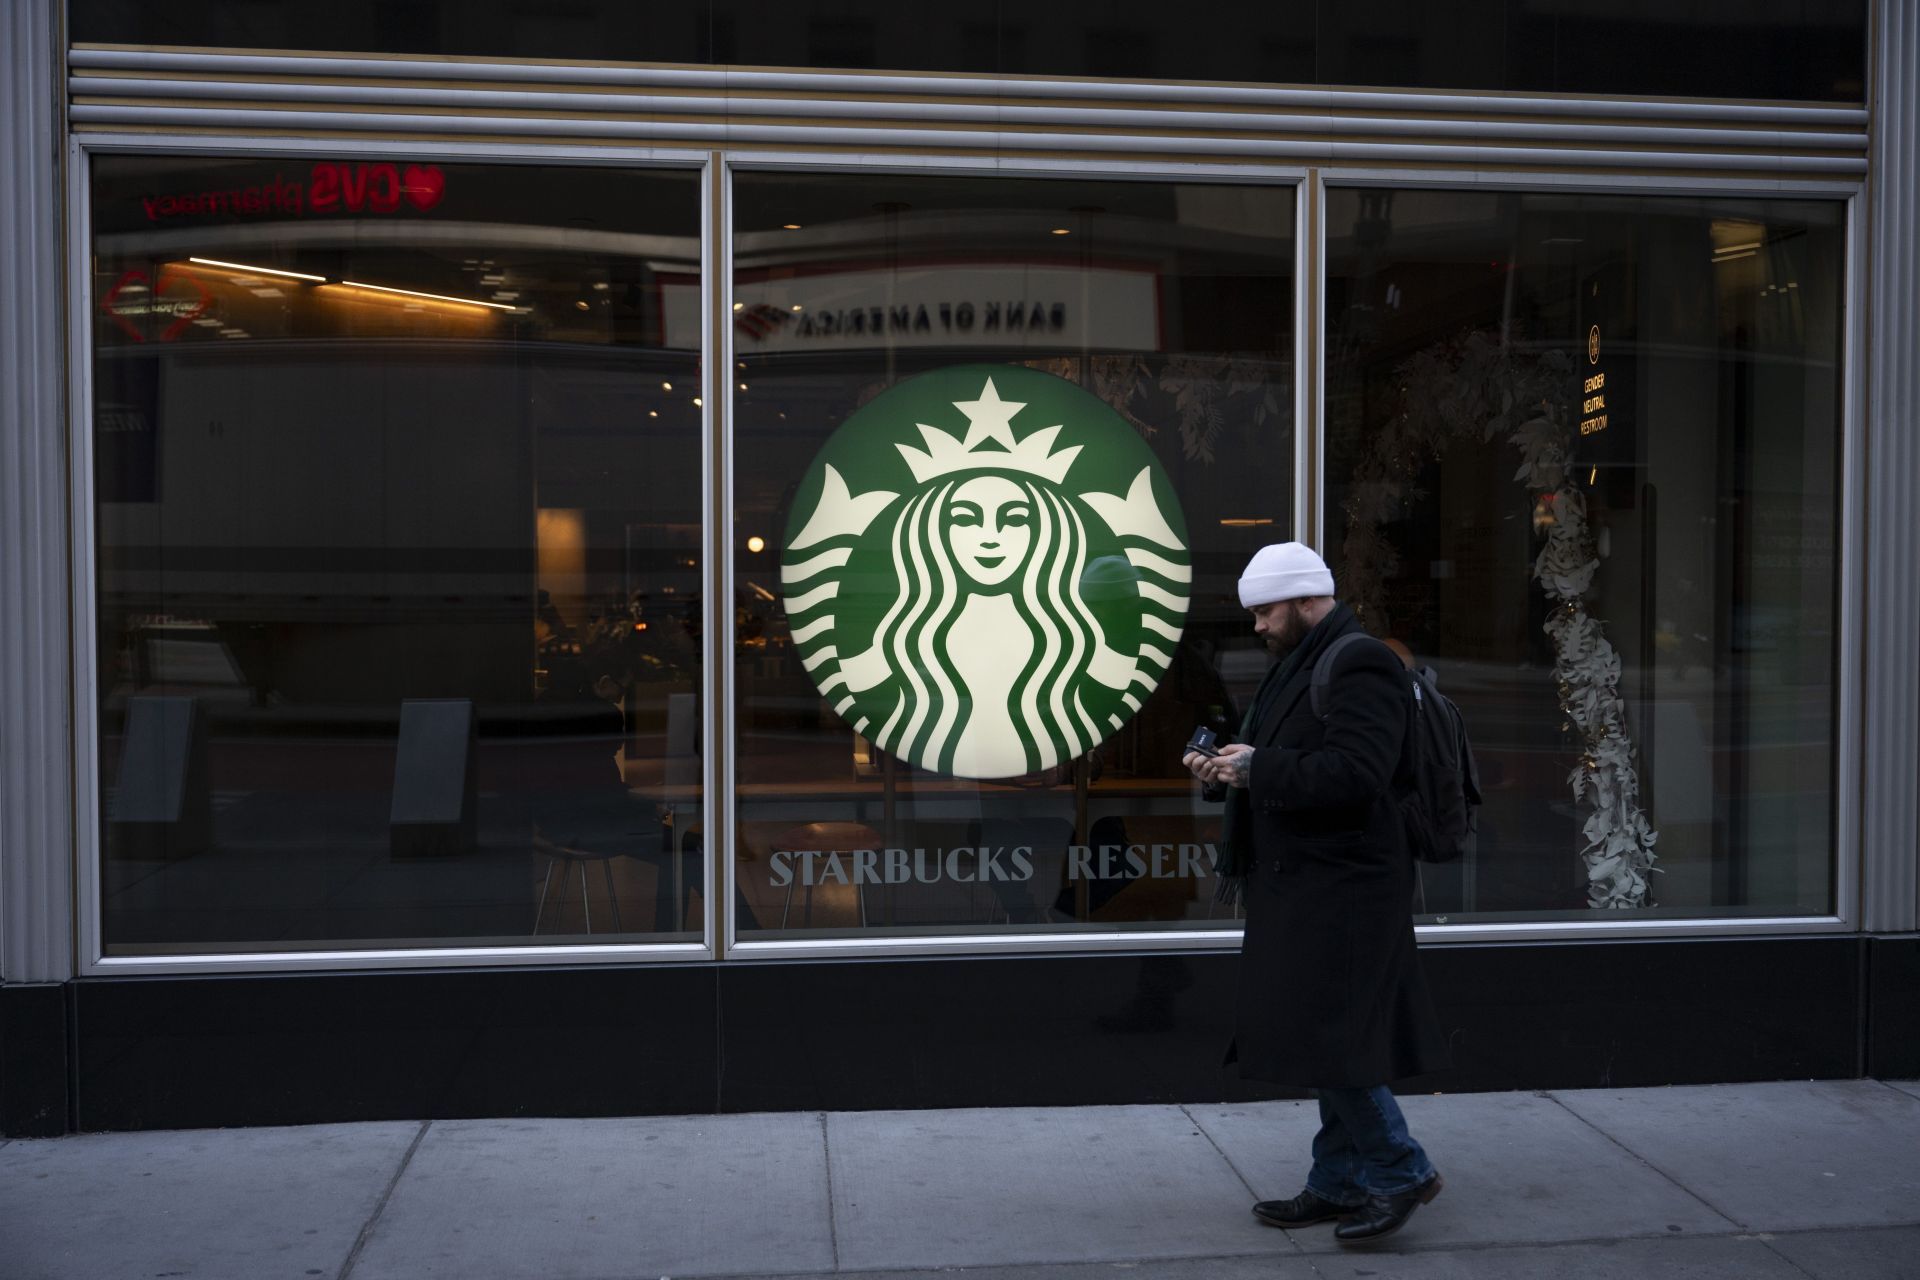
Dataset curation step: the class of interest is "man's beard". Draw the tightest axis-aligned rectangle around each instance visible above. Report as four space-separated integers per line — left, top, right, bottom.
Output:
1263 607 1310 658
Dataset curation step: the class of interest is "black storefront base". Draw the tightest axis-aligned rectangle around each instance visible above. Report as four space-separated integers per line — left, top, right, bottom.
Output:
2 934 1915 1135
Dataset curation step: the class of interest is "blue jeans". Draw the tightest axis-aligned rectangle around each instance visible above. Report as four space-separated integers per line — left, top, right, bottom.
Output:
1304 1086 1435 1204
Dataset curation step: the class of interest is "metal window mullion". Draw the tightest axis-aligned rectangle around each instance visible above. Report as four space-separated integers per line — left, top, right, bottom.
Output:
711 154 736 959
1297 171 1323 551
2 1 74 984
1861 0 1920 933
1837 187 1868 933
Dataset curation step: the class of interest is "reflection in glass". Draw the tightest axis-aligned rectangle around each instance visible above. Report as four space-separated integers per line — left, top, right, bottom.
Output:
90 155 705 953
70 1 1866 101
1323 188 1843 921
732 173 1295 939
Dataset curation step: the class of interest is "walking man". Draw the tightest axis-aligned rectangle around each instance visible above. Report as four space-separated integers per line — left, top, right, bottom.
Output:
1184 542 1449 1245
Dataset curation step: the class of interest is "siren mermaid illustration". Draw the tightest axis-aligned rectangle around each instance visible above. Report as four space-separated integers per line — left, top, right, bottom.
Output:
782 373 1191 779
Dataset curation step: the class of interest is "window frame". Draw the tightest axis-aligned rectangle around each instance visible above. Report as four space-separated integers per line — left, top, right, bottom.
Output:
67 135 1868 975
1309 167 1867 947
68 134 723 976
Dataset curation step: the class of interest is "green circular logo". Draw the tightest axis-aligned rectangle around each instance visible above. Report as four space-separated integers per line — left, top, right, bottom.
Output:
781 364 1190 779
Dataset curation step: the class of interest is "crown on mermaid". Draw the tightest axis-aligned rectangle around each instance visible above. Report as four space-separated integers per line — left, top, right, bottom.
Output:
896 376 1083 485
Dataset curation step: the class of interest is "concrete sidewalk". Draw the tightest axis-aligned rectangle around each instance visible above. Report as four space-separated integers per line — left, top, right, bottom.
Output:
2 1080 1917 1280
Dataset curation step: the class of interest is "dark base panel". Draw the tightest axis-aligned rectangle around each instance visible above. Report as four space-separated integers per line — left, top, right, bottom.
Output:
1868 935 1920 1079
718 935 1865 1112
2 934 1894 1135
0 983 72 1138
70 966 719 1132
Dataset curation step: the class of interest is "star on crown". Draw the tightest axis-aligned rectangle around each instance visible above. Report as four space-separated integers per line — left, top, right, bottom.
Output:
895 377 1083 485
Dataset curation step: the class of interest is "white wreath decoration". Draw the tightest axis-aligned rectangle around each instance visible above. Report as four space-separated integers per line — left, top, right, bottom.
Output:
1338 332 1659 908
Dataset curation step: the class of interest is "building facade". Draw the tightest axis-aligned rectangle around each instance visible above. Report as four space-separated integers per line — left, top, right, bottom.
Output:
2 0 1916 1135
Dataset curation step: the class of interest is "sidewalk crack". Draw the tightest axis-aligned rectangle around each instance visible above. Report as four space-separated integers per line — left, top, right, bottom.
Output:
1178 1103 1259 1200
337 1120 432 1280
818 1112 841 1271
1756 1236 1823 1280
1178 1103 1327 1271
1544 1093 1747 1229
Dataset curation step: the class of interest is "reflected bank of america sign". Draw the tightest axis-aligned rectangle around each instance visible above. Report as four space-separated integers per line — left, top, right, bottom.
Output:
663 266 1162 351
781 364 1190 779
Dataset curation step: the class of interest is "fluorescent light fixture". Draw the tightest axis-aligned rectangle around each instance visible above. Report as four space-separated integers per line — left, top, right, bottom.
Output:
187 256 326 283
336 280 517 311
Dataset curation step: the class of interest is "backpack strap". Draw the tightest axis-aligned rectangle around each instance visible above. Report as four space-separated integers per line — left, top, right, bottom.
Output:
1308 631 1380 720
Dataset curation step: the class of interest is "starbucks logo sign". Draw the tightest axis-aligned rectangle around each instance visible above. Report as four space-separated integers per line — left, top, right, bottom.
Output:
781 364 1190 779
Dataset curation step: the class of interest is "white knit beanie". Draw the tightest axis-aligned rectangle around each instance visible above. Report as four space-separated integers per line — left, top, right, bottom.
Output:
1237 542 1335 607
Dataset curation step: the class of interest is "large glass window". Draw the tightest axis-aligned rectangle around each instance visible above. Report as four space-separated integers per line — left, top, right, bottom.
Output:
90 155 705 954
730 171 1295 940
1323 188 1844 922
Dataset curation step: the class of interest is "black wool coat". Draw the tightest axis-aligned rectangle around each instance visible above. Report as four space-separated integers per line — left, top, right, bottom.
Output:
1228 605 1450 1088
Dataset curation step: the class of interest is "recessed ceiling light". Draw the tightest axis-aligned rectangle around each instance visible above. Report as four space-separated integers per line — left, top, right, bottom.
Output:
1051 228 1071 235
782 223 802 230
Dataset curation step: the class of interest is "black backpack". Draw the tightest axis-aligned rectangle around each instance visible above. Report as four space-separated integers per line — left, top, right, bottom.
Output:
1310 634 1483 863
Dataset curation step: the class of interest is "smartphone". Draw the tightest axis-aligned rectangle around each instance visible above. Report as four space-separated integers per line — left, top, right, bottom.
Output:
1185 726 1220 758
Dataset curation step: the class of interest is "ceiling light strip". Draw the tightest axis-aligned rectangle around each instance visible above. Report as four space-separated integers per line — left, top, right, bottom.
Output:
186 256 327 281
332 279 517 310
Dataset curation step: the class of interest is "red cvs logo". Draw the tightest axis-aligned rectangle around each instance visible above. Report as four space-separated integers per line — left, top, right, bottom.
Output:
309 162 446 214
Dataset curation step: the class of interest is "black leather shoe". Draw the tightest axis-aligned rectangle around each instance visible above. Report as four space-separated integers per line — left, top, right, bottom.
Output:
1252 1189 1359 1229
1332 1172 1444 1244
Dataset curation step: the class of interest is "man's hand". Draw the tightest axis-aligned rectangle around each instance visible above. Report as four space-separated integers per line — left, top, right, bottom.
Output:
1194 742 1253 789
1181 749 1212 782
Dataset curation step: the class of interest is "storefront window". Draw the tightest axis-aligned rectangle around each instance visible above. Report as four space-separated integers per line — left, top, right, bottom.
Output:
1323 187 1844 921
90 155 705 953
730 171 1295 939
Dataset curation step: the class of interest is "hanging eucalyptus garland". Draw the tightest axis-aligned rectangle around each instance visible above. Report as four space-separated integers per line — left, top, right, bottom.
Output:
1338 331 1659 908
